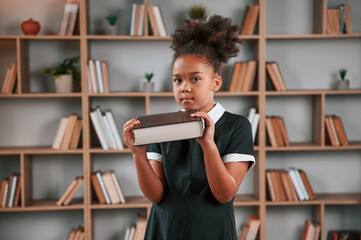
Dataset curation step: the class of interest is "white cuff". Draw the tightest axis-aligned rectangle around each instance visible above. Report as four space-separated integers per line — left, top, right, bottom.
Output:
222 153 256 171
146 152 163 163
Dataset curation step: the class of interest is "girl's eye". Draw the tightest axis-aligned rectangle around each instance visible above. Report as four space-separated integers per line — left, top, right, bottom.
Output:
173 78 182 83
192 77 200 82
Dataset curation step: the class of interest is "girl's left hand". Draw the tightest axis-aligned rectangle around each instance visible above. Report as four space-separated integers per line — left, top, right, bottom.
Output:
191 111 215 146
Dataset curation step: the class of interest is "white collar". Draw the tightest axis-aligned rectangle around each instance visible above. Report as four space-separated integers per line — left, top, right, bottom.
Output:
182 103 225 124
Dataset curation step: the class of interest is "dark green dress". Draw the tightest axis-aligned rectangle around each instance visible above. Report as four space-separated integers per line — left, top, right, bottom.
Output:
145 104 255 240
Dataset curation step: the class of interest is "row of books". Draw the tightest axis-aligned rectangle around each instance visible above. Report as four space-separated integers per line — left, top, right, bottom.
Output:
67 225 84 240
240 5 259 35
325 115 348 146
52 114 82 150
90 107 124 150
56 176 83 206
130 4 167 37
229 61 257 92
266 168 315 202
59 0 79 35
237 215 260 240
301 220 321 240
266 61 287 91
124 213 147 240
327 230 361 240
0 173 21 208
326 4 352 35
1 62 17 94
247 107 260 143
91 170 125 204
265 116 290 147
88 59 110 93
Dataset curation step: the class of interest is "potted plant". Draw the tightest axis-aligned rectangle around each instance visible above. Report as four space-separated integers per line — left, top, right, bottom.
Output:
337 68 349 90
106 14 117 35
39 56 80 93
188 4 207 20
143 72 154 92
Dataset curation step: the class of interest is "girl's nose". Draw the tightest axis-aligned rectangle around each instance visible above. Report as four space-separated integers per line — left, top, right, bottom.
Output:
181 81 191 92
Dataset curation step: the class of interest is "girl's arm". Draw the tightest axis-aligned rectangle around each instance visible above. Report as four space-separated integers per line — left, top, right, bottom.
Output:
191 112 249 204
123 119 166 203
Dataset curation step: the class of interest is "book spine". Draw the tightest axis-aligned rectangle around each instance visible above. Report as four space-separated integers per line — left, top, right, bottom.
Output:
95 60 104 93
287 168 305 201
96 172 111 204
105 111 124 150
102 115 117 149
90 111 109 150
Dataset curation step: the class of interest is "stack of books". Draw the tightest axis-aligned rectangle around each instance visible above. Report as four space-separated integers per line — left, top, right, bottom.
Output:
130 4 166 37
87 59 110 93
237 215 260 240
266 61 287 91
67 225 85 240
325 115 348 146
301 220 321 240
327 230 361 240
91 170 125 204
52 114 82 150
326 3 352 34
89 107 124 150
228 61 257 92
56 176 83 206
0 173 21 208
247 107 260 143
124 213 147 240
266 168 315 202
59 0 79 35
240 5 260 35
1 62 17 94
265 116 290 147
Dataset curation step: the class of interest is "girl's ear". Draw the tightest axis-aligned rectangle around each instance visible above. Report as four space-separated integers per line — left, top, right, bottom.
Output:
213 75 222 92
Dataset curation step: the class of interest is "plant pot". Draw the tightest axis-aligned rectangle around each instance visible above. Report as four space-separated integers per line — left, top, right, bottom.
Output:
107 25 117 35
142 81 154 92
21 18 41 35
54 74 73 93
337 79 349 90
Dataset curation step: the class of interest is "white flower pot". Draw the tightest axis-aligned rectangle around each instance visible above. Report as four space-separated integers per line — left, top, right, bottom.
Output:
107 25 117 35
54 74 73 93
337 79 349 90
142 81 154 92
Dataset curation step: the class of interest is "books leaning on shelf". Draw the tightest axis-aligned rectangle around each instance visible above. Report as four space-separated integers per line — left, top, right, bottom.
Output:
228 61 257 92
301 220 321 240
124 213 147 240
0 173 21 208
327 230 361 240
237 215 260 240
325 115 349 147
147 5 167 37
56 176 83 206
91 170 125 204
247 107 259 143
52 114 82 150
265 116 290 147
1 62 17 94
90 106 124 150
87 59 110 93
240 5 260 35
265 61 287 91
67 225 85 240
326 3 352 35
266 168 315 202
59 0 79 35
133 109 204 146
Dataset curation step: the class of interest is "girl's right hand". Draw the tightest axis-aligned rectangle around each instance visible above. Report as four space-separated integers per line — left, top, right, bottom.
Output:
123 119 147 154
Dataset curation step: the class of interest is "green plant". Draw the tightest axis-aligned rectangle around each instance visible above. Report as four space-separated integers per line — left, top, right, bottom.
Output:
339 68 347 80
145 72 154 82
39 56 81 86
189 4 206 20
106 14 117 25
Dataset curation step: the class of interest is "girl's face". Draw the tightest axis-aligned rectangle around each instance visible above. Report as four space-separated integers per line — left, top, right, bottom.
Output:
172 54 222 112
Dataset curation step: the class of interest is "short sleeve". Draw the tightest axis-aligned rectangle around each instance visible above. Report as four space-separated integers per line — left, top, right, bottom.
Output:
146 143 163 163
222 118 255 171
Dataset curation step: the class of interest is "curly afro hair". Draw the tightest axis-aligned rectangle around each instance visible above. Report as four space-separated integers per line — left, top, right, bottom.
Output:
171 15 243 75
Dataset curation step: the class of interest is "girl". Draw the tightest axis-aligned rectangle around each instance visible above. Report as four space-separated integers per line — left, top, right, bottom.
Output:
123 15 255 240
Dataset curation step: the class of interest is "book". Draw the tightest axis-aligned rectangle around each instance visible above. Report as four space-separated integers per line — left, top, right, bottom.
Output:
266 170 276 201
95 60 104 93
280 170 297 201
96 171 111 204
1 62 17 94
110 171 126 204
287 168 305 201
242 60 257 91
52 117 69 149
325 115 339 146
245 215 260 240
88 59 98 93
105 111 124 150
235 62 248 92
133 109 204 146
147 5 159 36
60 114 79 149
91 172 107 204
271 116 284 147
292 167 309 201
90 109 109 150
152 5 167 36
299 169 316 201
70 119 82 149
265 117 277 147
241 5 260 35
331 115 348 146
0 178 9 207
229 62 242 92
277 116 290 147
59 0 79 35
133 213 147 240
301 220 315 240
343 3 352 34
101 61 110 93
102 171 121 204
239 223 249 240
13 176 21 207
247 107 259 143
63 176 83 206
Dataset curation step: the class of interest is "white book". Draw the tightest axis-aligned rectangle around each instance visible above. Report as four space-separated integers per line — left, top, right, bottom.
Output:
87 64 92 93
129 224 136 240
88 59 98 93
102 115 117 149
7 175 18 207
293 168 309 200
95 60 104 93
130 4 136 35
137 4 145 36
252 113 260 143
105 111 124 150
90 111 109 150
111 172 126 204
124 226 131 240
152 6 167 36
96 171 111 204
95 107 111 148
52 117 69 149
248 107 256 124
287 168 305 201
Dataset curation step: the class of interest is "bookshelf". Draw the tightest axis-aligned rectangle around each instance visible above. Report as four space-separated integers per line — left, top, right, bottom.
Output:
0 0 360 239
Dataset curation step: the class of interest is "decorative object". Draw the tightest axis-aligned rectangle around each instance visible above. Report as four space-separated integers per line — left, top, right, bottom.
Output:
106 14 117 35
337 68 349 90
188 4 207 20
143 72 154 92
39 56 80 93
21 18 41 35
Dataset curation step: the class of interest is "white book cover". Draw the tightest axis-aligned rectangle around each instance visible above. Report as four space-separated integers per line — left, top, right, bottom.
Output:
137 4 145 36
252 113 260 143
90 111 109 150
111 172 126 204
248 107 256 124
153 6 167 36
95 60 104 93
52 117 69 149
96 171 111 204
129 224 136 240
7 175 18 207
87 64 92 93
130 4 136 35
293 168 309 200
88 59 98 93
124 226 131 240
95 107 111 148
102 115 117 149
105 111 124 150
287 168 305 201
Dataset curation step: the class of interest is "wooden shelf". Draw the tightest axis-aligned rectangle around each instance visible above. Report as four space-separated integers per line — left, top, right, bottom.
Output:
265 89 361 96
89 148 132 154
266 33 361 40
0 35 81 40
0 93 82 98
266 141 361 151
91 196 151 209
0 146 83 155
0 199 84 212
233 194 260 206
